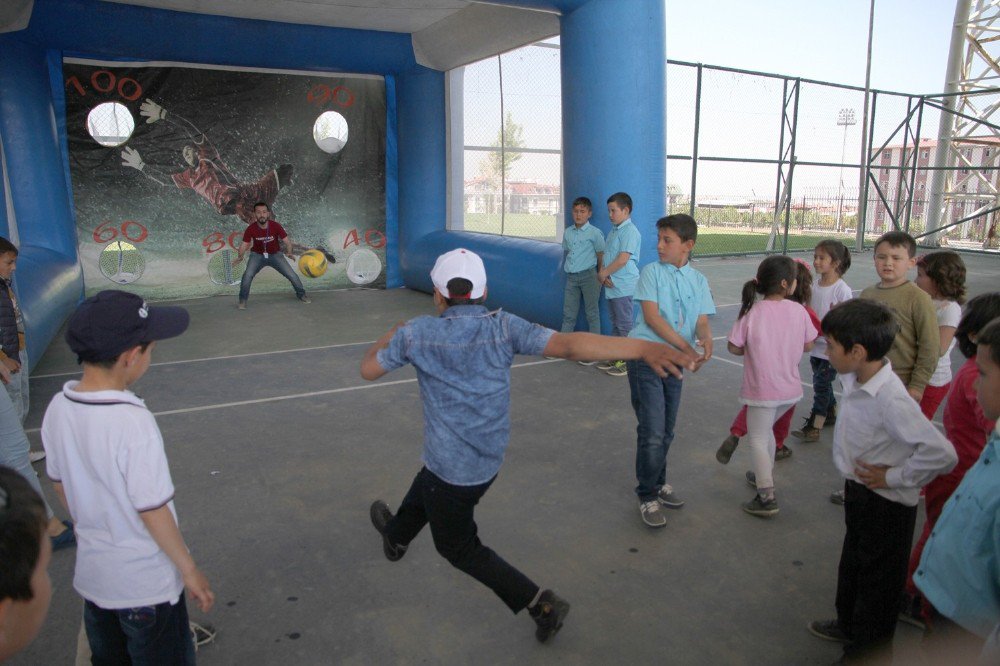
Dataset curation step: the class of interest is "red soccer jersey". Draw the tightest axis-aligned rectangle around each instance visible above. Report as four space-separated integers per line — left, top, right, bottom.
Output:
242 220 287 255
172 144 239 214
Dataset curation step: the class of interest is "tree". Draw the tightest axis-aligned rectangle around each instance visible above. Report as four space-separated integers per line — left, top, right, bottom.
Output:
483 111 525 184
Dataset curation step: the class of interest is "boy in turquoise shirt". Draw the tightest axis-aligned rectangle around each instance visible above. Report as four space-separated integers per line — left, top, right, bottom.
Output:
596 192 641 376
627 213 715 527
561 197 605 340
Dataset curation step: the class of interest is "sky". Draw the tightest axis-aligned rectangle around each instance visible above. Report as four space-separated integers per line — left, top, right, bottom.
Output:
463 0 965 199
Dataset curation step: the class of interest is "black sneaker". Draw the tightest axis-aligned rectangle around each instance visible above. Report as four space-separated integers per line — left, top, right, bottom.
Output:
898 593 927 630
745 470 757 489
370 500 407 562
830 489 846 505
529 590 570 643
826 404 837 427
808 619 851 644
716 434 739 464
742 494 779 517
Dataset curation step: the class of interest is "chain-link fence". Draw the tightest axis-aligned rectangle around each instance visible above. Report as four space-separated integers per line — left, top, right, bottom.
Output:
453 43 1000 254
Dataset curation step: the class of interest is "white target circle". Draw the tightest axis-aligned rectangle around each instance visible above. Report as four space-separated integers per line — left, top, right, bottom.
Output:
313 111 349 154
346 248 382 285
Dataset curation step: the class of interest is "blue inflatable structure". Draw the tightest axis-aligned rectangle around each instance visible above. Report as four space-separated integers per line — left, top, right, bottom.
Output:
0 0 665 367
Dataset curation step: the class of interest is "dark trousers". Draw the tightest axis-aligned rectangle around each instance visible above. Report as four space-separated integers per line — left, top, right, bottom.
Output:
386 467 539 613
627 360 683 501
836 480 917 663
84 592 195 665
810 356 838 418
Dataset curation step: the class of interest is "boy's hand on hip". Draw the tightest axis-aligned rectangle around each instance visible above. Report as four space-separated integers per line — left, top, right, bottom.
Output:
854 461 890 489
183 567 215 612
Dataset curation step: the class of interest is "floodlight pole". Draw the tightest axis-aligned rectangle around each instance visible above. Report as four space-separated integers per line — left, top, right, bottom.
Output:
836 108 857 232
855 0 875 252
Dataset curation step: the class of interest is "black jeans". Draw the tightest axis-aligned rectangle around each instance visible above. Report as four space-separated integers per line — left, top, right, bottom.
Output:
387 467 539 613
836 480 917 664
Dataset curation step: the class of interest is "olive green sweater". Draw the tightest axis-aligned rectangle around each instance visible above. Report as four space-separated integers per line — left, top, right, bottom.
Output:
860 281 941 393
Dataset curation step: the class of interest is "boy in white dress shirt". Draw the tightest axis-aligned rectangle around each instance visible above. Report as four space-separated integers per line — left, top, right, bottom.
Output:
807 299 957 664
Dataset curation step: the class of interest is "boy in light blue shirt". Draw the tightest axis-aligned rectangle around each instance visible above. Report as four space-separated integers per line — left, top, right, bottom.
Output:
627 213 715 528
596 192 641 376
561 197 605 345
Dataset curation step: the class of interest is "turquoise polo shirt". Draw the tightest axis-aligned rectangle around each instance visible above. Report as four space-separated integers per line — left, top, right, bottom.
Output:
601 218 641 299
629 261 716 348
562 222 605 273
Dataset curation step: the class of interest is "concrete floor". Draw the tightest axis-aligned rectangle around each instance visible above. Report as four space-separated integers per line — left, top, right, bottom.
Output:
12 251 1000 665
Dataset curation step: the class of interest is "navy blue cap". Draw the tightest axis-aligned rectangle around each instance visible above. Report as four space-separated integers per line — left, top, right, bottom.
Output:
66 290 189 362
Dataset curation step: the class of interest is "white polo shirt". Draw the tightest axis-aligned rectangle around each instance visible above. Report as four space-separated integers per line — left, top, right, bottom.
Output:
42 381 183 609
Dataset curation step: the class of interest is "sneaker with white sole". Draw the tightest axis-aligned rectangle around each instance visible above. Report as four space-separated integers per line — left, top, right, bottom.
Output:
577 360 597 366
298 295 311 304
742 494 779 517
639 500 666 528
595 360 615 371
605 361 628 376
29 450 46 463
830 489 846 505
657 484 684 509
808 619 851 643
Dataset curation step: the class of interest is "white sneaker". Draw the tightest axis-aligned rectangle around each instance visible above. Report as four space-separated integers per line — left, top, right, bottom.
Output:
577 360 597 366
595 360 615 371
29 450 46 463
639 500 666 528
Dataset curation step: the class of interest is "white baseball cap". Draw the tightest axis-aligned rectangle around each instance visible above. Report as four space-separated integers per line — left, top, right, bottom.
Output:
430 248 487 299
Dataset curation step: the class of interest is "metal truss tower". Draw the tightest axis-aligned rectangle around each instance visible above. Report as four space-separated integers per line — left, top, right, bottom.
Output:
926 0 1000 247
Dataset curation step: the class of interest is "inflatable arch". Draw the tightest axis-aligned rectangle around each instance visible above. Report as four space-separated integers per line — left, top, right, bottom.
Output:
0 0 665 367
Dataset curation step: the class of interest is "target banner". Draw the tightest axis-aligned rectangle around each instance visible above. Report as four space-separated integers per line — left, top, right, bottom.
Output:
62 59 387 299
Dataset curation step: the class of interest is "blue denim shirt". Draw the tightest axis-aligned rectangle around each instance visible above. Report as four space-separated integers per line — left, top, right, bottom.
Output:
915 428 1000 638
377 305 554 485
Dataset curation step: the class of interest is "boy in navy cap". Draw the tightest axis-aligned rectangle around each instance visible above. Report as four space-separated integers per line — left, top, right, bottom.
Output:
41 290 214 664
362 249 695 643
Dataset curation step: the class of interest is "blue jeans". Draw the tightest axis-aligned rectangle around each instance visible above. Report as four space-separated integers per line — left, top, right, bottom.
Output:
607 296 634 338
386 467 539 613
238 252 306 303
627 360 683 501
561 269 602 333
0 378 53 519
3 348 29 423
810 357 838 418
84 593 195 665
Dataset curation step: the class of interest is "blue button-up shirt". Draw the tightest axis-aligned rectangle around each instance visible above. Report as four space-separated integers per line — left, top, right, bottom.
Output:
562 222 605 273
916 428 1000 638
377 305 554 486
601 218 641 299
629 261 716 348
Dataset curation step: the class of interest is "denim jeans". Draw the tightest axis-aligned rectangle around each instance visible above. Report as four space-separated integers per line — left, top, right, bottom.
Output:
561 269 602 333
3 348 29 423
810 356 838 418
627 360 683 501
0 378 53 519
607 296 634 338
84 593 195 665
386 467 539 613
238 252 306 303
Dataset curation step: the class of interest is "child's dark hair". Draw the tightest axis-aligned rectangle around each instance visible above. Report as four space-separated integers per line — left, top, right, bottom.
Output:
607 192 632 212
874 230 917 258
79 341 152 368
821 299 899 361
917 251 967 304
814 239 850 275
956 292 1000 358
739 255 797 319
978 316 1000 367
572 197 592 210
790 259 813 306
0 466 47 602
0 237 18 257
444 278 486 307
656 214 698 243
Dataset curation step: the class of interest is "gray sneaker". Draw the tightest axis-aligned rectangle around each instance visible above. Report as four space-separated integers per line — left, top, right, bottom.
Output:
775 446 793 461
577 360 597 366
742 494 779 517
29 450 46 464
830 489 846 505
639 500 666 528
716 434 739 464
657 484 684 509
298 295 312 304
605 361 628 376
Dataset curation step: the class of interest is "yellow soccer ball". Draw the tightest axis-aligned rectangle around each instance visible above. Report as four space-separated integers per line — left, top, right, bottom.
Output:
298 249 328 278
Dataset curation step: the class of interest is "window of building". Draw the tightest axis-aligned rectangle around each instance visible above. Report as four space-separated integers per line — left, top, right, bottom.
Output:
921 150 929 159
447 39 562 242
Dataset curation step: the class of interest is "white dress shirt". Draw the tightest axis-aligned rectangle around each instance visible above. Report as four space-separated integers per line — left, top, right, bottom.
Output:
832 360 957 506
